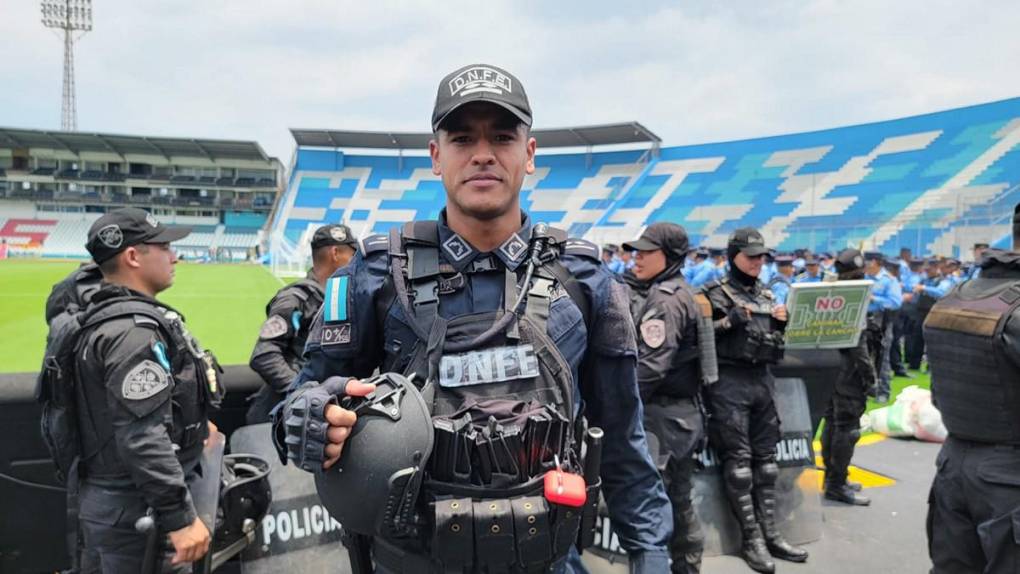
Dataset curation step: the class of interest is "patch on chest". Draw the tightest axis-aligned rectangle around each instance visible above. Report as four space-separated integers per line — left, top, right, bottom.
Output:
122 360 170 400
321 323 352 346
439 344 540 387
640 318 666 349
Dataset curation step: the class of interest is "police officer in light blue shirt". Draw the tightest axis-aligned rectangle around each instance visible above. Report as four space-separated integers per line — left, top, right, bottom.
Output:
272 63 671 574
864 252 900 403
794 256 825 284
683 248 708 284
966 243 989 280
690 247 727 287
767 255 795 304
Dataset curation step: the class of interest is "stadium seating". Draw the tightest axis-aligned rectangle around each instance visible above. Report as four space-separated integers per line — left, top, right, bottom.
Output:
270 97 1020 258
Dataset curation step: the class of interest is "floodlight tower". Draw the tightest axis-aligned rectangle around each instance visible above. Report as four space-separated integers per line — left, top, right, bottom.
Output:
41 0 92 131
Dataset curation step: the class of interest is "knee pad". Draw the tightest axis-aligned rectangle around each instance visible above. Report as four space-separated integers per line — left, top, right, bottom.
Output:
847 428 861 443
754 461 779 485
724 462 753 490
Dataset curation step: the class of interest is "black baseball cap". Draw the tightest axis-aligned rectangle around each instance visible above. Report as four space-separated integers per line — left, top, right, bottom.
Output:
863 251 885 262
835 248 865 273
311 224 357 250
973 242 990 249
86 208 190 264
432 64 533 132
728 228 769 257
775 255 795 267
622 222 690 260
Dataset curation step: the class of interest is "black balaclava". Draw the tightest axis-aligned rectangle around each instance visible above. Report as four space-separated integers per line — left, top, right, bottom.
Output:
727 244 758 287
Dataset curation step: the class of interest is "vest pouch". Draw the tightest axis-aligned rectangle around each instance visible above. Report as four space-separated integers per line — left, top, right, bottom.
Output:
551 502 583 558
756 332 785 364
740 329 765 363
473 498 516 567
431 497 474 568
512 495 554 566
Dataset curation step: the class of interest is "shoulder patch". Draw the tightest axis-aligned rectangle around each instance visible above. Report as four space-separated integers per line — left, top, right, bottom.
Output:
361 234 389 254
640 318 666 349
259 315 289 339
323 276 350 323
122 360 170 400
563 239 600 261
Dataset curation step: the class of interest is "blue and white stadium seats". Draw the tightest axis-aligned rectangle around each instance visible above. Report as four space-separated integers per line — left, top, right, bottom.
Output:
271 97 1020 258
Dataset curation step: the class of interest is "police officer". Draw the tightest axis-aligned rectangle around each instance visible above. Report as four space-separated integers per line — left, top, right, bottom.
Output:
819 249 874 506
703 228 808 573
966 242 989 280
690 247 726 287
74 208 220 572
767 255 795 304
900 258 925 371
246 223 357 424
863 252 899 403
273 64 671 573
911 258 952 371
924 205 1020 572
623 222 707 573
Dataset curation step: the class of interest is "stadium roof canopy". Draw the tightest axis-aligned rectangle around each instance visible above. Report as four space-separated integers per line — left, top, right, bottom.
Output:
0 127 271 161
290 122 661 150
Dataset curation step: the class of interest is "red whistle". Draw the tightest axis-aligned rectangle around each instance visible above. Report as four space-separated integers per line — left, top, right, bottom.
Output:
544 468 587 508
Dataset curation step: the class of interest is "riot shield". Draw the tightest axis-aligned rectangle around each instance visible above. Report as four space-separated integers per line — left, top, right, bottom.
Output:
229 423 351 573
582 377 822 571
192 431 225 574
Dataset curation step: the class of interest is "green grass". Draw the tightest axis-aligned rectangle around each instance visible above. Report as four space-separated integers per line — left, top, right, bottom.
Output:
0 259 284 373
866 370 931 413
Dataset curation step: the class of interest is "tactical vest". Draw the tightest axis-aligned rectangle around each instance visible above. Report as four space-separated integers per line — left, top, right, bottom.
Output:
72 296 222 479
713 278 785 365
924 279 1020 444
638 278 701 398
379 221 597 570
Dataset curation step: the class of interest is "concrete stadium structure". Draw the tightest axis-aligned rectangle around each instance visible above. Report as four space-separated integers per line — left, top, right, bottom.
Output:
272 97 1020 266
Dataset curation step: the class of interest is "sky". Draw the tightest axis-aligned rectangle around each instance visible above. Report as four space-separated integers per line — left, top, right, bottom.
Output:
3 0 1019 163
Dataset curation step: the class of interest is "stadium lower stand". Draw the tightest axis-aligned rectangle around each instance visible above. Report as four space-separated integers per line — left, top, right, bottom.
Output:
271 97 1020 260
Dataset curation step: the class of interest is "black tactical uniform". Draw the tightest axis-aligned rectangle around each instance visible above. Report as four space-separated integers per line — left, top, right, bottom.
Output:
247 270 323 423
57 209 221 573
819 249 874 506
248 224 357 423
924 237 1020 573
624 223 709 574
75 286 222 573
702 228 807 573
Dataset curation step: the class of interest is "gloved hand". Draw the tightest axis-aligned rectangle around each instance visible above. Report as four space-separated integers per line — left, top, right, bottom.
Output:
627 549 671 574
726 306 750 328
277 376 350 472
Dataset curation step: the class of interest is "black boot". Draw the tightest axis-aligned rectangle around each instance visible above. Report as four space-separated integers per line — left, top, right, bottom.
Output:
722 462 774 573
740 526 776 573
825 483 871 506
753 464 809 563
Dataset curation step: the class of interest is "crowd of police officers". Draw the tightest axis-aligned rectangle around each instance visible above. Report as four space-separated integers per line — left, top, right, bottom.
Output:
38 62 1019 574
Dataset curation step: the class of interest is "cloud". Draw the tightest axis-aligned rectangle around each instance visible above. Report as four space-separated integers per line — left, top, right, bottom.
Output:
2 0 1019 162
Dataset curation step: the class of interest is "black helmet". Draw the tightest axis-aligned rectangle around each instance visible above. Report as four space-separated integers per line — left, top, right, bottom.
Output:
835 248 865 274
214 454 272 553
314 372 434 536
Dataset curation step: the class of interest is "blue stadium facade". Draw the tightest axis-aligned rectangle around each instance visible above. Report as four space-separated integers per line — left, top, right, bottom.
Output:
272 97 1020 257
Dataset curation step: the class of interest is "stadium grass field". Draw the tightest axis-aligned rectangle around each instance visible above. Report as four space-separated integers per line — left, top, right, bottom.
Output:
0 259 284 373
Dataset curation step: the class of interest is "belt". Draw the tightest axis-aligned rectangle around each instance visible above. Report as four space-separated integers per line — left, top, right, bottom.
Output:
373 536 555 574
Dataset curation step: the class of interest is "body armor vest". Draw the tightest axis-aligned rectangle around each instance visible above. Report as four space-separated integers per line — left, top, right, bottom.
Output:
924 278 1020 444
378 221 595 570
713 278 785 365
635 278 701 398
76 296 223 478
